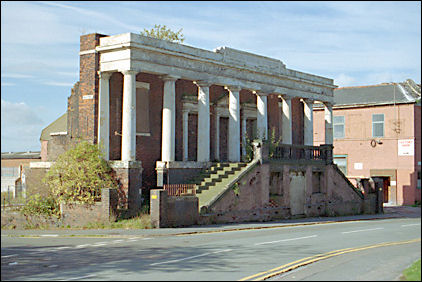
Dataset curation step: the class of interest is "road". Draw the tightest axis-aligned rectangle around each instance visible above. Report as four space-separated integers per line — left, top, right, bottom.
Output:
1 215 421 281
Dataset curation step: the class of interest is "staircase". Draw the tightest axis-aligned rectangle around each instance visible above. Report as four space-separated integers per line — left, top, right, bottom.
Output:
187 162 247 208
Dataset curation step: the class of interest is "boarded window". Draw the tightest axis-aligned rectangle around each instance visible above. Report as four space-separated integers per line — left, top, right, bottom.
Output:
312 172 322 193
136 83 150 134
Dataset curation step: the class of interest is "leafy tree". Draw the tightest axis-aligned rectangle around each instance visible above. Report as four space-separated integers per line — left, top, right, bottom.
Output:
141 24 185 43
43 141 117 205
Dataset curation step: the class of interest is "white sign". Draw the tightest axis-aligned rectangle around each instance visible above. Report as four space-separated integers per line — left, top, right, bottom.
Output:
354 163 363 170
398 139 414 156
390 181 396 186
82 95 94 100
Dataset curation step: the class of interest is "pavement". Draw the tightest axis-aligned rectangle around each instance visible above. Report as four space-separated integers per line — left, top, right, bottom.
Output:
1 205 420 238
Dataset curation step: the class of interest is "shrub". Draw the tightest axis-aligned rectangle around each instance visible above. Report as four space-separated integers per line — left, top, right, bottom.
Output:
43 141 118 205
21 194 60 218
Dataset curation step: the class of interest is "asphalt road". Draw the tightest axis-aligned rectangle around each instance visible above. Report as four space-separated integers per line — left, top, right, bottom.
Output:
1 213 421 281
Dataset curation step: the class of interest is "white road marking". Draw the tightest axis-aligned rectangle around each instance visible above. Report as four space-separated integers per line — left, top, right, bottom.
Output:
142 238 152 240
2 254 18 258
8 262 18 266
341 227 384 234
92 242 108 246
75 244 90 248
150 249 232 266
401 223 421 227
112 239 124 244
40 234 59 237
63 274 96 281
55 246 71 250
254 235 318 246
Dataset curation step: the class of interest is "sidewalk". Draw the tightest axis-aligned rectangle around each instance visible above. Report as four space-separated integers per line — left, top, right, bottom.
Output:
1 206 420 238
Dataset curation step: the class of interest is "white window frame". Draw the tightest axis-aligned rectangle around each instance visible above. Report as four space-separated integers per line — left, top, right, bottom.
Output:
372 114 384 138
333 115 345 139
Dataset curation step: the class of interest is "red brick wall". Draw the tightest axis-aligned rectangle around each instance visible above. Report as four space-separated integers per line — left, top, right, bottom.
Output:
291 97 304 145
78 33 107 143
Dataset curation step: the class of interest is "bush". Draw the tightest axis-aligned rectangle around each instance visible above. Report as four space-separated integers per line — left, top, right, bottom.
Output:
43 141 118 205
21 194 59 218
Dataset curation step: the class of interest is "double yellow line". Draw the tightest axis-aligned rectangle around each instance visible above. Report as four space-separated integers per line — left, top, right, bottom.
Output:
239 238 421 281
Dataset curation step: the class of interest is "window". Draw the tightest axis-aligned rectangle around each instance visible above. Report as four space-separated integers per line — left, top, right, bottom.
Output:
418 170 421 189
333 116 345 139
334 155 347 175
136 82 150 135
372 114 384 138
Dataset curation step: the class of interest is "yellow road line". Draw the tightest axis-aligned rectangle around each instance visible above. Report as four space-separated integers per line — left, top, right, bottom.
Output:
239 238 421 281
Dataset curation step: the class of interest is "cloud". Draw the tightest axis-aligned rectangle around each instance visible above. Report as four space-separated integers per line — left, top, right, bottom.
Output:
1 99 45 152
42 81 75 87
334 74 356 87
1 73 34 79
1 82 15 86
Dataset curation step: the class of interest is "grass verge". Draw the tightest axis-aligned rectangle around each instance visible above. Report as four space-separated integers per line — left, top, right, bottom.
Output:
401 259 421 281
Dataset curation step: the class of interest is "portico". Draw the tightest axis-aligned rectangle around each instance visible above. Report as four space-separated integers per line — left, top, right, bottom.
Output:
94 33 336 187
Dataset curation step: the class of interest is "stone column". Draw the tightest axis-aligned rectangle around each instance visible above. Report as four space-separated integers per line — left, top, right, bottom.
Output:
226 85 241 162
281 95 292 144
182 109 189 161
303 99 314 146
214 111 220 161
121 70 137 161
241 114 247 158
256 93 268 140
98 71 111 160
161 75 179 162
195 81 211 162
324 102 333 145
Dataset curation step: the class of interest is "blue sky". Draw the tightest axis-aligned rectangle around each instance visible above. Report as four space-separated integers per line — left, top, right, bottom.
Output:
1 1 421 153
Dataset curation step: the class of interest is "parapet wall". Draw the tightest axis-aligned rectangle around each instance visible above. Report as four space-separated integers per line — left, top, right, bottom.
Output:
150 162 380 228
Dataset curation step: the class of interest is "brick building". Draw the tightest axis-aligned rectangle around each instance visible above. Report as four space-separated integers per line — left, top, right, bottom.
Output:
313 79 421 206
1 151 41 197
39 32 339 211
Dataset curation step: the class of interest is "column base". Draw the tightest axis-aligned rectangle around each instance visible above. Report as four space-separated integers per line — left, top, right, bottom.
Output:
109 160 143 212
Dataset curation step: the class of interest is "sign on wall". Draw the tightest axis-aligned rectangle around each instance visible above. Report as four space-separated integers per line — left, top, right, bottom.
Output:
354 163 363 170
398 139 414 156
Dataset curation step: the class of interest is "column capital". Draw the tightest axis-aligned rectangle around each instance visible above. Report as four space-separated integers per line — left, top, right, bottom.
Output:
279 94 293 101
323 101 333 108
121 69 137 76
225 85 242 92
161 74 180 82
253 90 272 96
98 71 112 80
182 109 190 114
193 80 212 88
301 98 315 104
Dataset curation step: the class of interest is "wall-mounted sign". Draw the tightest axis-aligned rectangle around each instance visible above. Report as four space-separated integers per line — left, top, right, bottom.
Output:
398 139 414 156
354 163 363 170
390 181 396 186
82 95 94 100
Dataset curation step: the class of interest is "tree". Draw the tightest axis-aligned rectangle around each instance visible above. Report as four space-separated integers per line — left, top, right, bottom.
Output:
140 24 185 43
43 141 117 205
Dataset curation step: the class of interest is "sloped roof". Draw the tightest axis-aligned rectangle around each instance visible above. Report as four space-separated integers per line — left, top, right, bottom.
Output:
1 151 41 159
333 79 421 107
40 113 67 141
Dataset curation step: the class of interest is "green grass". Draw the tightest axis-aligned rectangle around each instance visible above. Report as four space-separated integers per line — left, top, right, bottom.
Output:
401 259 421 281
83 214 152 229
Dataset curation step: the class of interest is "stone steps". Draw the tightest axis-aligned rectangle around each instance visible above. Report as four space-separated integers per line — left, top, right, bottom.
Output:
192 162 247 208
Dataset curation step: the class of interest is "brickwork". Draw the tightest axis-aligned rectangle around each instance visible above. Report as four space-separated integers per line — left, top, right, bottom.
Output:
78 34 106 143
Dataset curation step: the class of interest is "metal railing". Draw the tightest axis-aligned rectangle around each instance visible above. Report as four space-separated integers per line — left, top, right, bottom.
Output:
163 184 196 196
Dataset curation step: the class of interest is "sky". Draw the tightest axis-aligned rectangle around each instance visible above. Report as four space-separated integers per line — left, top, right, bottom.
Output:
1 1 421 153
